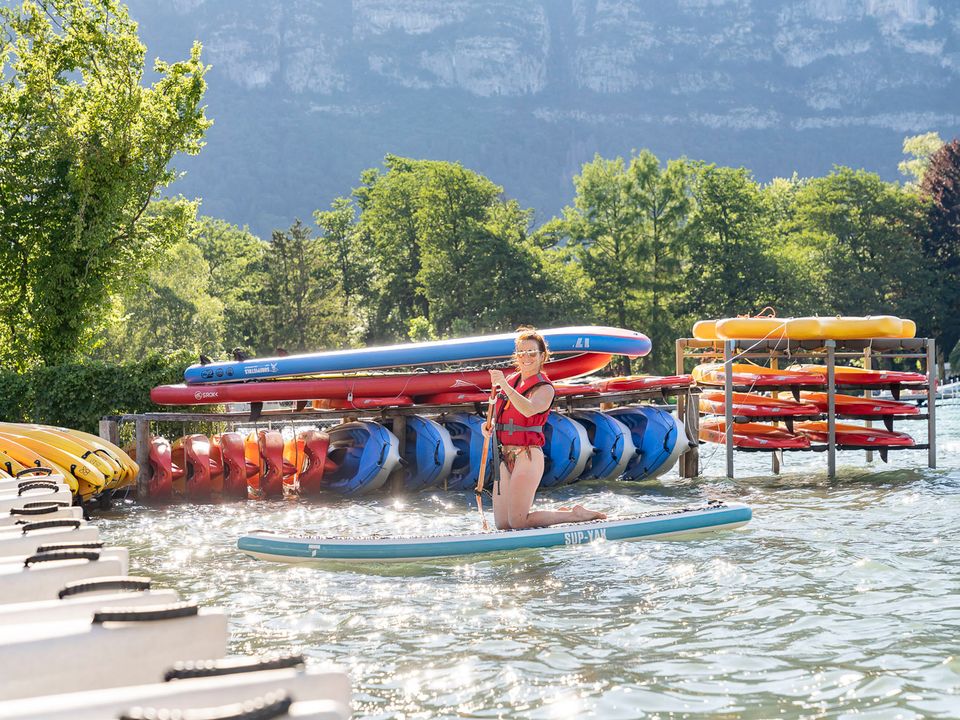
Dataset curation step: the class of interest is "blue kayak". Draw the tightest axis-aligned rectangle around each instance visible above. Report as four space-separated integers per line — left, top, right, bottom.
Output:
570 409 638 481
540 415 592 487
184 326 651 384
437 413 492 491
237 501 752 563
606 407 692 481
324 421 401 495
383 415 456 492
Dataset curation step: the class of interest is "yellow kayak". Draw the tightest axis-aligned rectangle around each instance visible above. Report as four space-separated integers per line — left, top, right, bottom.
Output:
0 423 124 489
30 425 139 487
0 436 82 497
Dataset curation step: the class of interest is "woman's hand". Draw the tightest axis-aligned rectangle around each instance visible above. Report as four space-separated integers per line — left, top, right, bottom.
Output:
489 369 508 391
481 421 493 439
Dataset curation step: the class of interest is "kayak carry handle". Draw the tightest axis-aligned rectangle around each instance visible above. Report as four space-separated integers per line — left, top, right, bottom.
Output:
15 466 53 478
92 601 198 623
25 550 100 566
164 654 306 681
9 502 62 516
21 518 82 533
118 690 292 720
23 500 70 508
36 541 104 553
59 575 152 599
18 480 61 495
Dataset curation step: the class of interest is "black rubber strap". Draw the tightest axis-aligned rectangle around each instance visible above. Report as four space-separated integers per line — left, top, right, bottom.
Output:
24 550 99 566
21 519 81 533
8 503 61 517
119 691 292 720
59 575 152 599
92 601 198 624
495 422 543 434
15 467 52 478
18 480 61 495
36 541 104 553
22 500 70 509
164 654 305 681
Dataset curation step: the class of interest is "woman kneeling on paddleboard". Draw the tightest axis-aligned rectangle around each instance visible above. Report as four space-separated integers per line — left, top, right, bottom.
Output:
483 327 607 530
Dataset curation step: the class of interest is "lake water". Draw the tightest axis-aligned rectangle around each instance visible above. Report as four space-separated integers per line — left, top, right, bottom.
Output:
99 403 960 719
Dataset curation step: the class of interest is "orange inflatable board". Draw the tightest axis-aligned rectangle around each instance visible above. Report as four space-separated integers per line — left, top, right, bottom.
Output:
699 419 811 449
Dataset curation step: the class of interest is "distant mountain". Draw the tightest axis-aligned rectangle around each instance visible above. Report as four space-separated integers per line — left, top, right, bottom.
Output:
125 0 960 238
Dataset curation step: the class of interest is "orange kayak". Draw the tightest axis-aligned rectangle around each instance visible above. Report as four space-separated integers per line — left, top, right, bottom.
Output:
794 421 915 447
791 365 928 386
700 392 820 418
799 392 920 417
693 364 824 388
699 419 811 449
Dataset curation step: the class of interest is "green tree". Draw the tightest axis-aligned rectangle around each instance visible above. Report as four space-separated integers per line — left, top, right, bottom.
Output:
314 196 363 311
0 0 210 369
788 167 931 322
900 132 944 188
919 139 960 364
680 164 781 321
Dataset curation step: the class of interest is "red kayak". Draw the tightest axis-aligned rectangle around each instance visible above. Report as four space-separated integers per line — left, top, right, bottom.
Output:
150 352 612 406
794 421 915 447
700 419 811 449
597 375 693 392
419 383 600 405
799 392 920 417
700 391 820 418
791 365 928 386
693 363 824 388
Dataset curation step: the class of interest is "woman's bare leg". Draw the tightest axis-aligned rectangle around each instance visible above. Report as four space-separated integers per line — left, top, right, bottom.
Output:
492 462 512 530
504 451 607 529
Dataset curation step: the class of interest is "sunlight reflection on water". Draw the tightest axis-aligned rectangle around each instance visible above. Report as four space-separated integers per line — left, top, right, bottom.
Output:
97 405 960 719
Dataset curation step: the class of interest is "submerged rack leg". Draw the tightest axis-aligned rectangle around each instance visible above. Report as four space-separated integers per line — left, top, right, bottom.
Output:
135 417 152 500
928 338 937 469
863 347 874 464
682 389 700 478
724 339 734 479
826 340 836 479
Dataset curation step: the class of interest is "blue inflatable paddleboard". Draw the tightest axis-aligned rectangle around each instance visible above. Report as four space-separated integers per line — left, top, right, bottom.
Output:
569 409 638 481
237 501 752 563
606 407 691 480
184 326 650 384
384 415 456 492
324 421 401 495
540 415 592 487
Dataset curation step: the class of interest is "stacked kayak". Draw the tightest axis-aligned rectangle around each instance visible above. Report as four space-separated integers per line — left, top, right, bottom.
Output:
0 424 137 503
699 391 820 419
699 419 811 450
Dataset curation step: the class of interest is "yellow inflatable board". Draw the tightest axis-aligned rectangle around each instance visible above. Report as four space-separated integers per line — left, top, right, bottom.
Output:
0 424 123 488
0 432 105 496
692 320 719 340
696 315 917 341
0 436 82 496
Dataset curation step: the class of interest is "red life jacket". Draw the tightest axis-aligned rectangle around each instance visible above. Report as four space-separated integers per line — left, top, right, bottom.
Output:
494 372 554 447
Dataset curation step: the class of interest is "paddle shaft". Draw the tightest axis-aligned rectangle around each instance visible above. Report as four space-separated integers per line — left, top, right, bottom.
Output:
474 390 498 530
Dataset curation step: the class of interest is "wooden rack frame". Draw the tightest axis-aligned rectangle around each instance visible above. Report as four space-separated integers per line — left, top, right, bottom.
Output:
100 385 698 499
676 337 937 479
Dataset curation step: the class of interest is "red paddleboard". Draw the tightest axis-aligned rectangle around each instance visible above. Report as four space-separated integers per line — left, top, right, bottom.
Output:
799 392 920 417
700 419 811 449
420 383 600 405
151 353 612 406
597 375 692 392
794 422 915 447
700 391 820 418
312 396 414 410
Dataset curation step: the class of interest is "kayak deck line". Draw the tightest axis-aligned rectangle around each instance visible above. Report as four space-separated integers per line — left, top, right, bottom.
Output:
237 501 752 563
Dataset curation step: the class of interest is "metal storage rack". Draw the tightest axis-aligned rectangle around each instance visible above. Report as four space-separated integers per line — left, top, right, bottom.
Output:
101 384 699 499
675 337 937 479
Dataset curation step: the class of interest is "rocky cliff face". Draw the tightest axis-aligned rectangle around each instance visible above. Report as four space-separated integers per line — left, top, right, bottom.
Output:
126 0 960 236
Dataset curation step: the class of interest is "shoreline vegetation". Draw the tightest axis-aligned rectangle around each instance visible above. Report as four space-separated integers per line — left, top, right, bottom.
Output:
2 1 959 432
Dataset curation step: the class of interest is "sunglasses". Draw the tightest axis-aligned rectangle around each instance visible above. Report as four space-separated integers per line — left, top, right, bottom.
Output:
514 349 541 358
